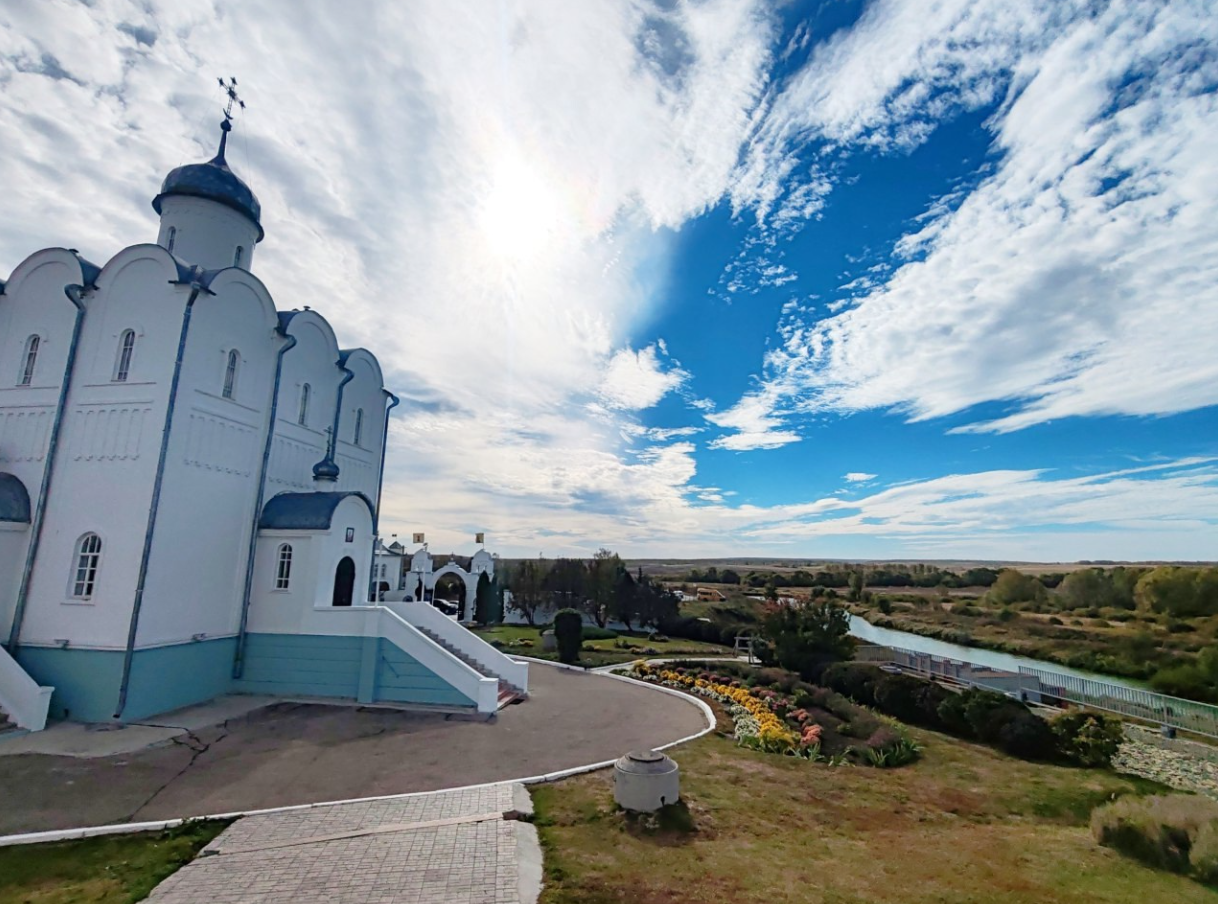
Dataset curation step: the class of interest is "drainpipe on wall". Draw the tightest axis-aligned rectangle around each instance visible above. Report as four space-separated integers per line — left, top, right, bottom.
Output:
367 390 400 602
114 270 213 719
7 280 93 651
231 329 296 679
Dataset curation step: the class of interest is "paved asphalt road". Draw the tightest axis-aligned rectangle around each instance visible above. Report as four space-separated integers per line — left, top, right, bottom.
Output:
0 664 707 834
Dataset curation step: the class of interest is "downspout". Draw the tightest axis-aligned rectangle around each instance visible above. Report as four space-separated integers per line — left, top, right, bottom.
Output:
232 329 296 679
311 358 353 481
7 282 90 650
367 390 399 602
114 271 213 719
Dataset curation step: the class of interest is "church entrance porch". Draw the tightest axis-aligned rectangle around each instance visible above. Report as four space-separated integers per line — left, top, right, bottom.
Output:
332 556 355 607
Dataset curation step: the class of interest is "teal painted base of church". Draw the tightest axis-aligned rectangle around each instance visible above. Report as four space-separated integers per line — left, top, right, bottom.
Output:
16 637 237 723
16 632 474 724
233 633 476 709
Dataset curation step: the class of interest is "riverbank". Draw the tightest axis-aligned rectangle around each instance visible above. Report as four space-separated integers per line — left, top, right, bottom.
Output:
846 597 1216 702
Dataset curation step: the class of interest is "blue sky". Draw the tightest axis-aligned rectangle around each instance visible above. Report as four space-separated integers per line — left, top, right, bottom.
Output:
1 0 1216 560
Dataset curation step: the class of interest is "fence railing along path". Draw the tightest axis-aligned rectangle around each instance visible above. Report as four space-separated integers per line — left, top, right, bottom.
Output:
856 643 1217 738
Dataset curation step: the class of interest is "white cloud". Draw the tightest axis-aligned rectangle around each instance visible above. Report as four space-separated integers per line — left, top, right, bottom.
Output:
599 344 689 410
705 387 801 450
723 0 1217 433
843 472 877 483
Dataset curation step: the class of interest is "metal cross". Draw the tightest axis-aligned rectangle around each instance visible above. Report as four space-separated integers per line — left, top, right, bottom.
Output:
217 76 246 121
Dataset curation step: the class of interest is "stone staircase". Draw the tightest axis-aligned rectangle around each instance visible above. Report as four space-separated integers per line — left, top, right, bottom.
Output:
416 627 526 710
0 705 19 738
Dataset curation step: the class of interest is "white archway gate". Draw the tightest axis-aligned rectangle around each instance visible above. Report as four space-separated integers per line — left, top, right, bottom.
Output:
429 563 476 622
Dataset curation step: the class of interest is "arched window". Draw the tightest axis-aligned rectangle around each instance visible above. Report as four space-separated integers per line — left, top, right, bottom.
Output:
114 330 136 382
275 543 293 590
166 226 177 253
234 246 244 268
298 383 311 426
222 350 239 399
72 533 102 599
353 408 364 446
18 335 40 386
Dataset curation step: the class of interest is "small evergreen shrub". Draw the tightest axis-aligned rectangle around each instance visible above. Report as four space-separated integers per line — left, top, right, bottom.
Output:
1050 711 1125 767
1091 793 1217 883
996 710 1058 760
581 626 618 641
554 608 583 663
821 662 885 707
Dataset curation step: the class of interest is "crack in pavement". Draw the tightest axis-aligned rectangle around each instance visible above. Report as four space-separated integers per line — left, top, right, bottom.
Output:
123 720 231 822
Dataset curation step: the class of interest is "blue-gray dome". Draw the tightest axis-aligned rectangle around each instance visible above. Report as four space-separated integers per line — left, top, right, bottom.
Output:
152 121 264 241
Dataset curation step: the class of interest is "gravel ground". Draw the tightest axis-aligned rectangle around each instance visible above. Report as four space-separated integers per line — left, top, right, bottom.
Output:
1112 725 1217 798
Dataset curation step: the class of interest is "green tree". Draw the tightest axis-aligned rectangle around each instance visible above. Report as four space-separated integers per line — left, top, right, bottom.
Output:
758 601 854 681
585 548 620 627
1136 566 1217 618
988 569 1047 605
474 571 494 624
848 570 865 602
719 569 741 585
505 558 547 626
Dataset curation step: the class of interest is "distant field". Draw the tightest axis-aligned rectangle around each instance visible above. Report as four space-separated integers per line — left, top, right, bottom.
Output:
625 558 1213 577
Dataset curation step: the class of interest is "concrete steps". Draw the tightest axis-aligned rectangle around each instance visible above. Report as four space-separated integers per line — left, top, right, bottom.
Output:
417 627 526 709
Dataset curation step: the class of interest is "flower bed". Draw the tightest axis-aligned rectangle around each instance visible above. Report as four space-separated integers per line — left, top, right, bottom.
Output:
627 661 920 767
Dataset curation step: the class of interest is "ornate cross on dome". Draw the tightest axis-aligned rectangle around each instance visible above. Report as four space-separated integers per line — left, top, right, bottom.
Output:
217 76 246 122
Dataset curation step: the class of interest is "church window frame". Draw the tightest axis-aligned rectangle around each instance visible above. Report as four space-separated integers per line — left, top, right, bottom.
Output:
234 246 244 268
71 533 102 600
274 543 293 591
18 335 40 386
222 349 240 399
353 408 364 446
298 383 311 426
166 227 177 253
113 329 136 382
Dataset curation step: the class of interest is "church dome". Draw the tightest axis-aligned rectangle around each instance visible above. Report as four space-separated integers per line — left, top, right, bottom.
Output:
152 121 264 241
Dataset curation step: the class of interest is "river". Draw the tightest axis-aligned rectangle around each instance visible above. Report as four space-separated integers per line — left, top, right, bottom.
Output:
847 614 1148 690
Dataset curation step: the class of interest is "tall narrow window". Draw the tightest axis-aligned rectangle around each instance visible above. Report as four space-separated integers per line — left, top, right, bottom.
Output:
72 533 102 599
353 408 364 446
114 330 136 382
18 335 40 386
275 543 293 590
298 383 311 426
234 246 244 268
166 226 177 253
223 350 239 399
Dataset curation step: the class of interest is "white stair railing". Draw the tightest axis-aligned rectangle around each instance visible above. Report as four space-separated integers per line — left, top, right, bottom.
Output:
387 601 528 693
0 644 53 731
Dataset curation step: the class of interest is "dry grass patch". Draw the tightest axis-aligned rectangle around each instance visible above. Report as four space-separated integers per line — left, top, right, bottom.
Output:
534 720 1211 904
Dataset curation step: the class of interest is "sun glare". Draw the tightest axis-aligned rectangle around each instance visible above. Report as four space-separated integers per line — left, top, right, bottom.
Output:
479 154 563 264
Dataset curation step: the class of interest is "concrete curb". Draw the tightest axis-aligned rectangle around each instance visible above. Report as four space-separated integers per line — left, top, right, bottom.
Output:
0 660 716 848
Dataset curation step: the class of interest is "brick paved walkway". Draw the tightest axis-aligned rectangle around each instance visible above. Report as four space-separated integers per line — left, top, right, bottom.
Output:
149 783 537 904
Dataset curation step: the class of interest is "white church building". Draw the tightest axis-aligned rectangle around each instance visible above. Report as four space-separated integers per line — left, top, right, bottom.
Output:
0 111 525 730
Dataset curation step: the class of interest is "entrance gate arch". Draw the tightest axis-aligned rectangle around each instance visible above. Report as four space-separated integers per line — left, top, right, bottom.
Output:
428 563 476 622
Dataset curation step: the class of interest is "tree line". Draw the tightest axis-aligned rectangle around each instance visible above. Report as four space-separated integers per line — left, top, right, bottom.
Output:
500 549 679 630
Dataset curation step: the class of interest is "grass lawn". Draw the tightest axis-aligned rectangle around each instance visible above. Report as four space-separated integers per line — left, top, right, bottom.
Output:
531 703 1212 904
0 820 229 904
473 624 734 667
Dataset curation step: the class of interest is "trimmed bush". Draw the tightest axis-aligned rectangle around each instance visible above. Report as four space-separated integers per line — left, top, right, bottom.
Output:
821 662 885 707
1091 793 1217 883
554 608 583 663
581 626 618 641
1049 711 1124 767
996 710 1058 760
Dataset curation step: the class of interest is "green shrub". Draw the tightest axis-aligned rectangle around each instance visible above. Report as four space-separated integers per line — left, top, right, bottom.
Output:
581 625 618 641
554 609 583 663
998 607 1016 622
1050 711 1125 767
997 710 1058 760
1091 793 1217 883
873 673 946 728
820 662 885 706
1047 616 1064 625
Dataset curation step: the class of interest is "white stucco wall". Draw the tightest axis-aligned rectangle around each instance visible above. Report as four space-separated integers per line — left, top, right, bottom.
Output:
137 268 280 647
13 248 184 649
266 312 340 493
0 524 30 639
247 494 374 634
156 196 260 272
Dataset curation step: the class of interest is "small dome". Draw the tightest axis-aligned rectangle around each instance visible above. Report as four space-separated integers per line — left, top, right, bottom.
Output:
152 121 263 241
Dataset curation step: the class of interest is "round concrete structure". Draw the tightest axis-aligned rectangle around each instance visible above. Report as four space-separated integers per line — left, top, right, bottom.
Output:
613 749 679 813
